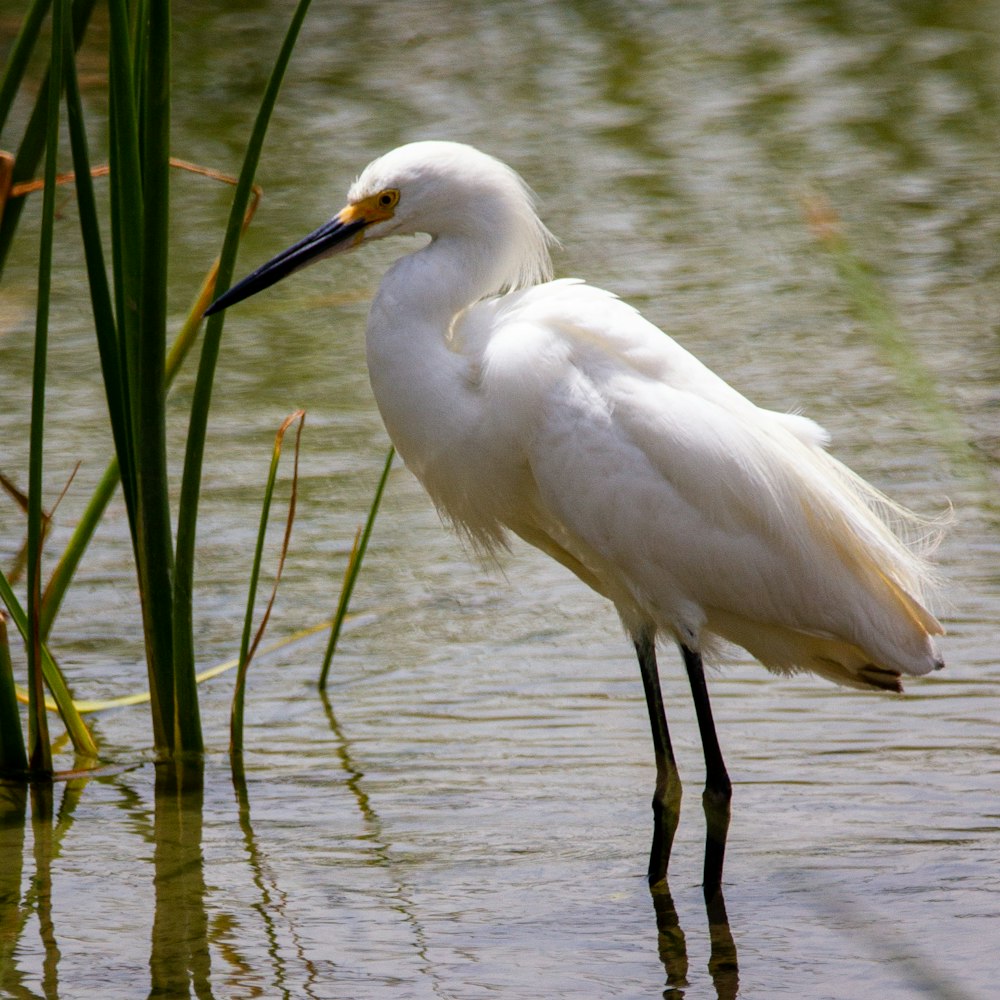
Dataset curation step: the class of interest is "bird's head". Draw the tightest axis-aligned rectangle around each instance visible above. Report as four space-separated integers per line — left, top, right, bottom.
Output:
205 141 553 316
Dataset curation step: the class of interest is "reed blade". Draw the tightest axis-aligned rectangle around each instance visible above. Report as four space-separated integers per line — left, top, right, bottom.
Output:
231 412 305 757
174 0 313 744
319 447 395 690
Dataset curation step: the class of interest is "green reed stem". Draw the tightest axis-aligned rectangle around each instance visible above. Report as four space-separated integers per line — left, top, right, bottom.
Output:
0 614 29 774
0 570 98 758
319 447 395 690
0 0 51 135
174 0 313 743
139 0 193 754
39 267 220 639
231 412 305 757
0 0 97 275
24 0 72 777
106 0 180 755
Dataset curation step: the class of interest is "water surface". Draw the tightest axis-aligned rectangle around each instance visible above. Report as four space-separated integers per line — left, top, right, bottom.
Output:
1 1 998 997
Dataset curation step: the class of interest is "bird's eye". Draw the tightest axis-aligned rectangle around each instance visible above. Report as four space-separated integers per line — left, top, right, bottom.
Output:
377 189 400 210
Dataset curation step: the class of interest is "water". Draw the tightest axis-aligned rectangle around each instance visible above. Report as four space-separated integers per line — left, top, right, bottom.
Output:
1 1 998 996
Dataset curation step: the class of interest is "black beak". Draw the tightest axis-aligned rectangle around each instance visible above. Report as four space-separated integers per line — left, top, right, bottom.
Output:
205 214 368 316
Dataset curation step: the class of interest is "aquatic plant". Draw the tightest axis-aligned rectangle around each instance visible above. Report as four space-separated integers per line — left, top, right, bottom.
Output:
0 0 339 775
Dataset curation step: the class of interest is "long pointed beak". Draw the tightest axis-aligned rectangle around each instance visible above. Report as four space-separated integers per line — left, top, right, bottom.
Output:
204 212 367 316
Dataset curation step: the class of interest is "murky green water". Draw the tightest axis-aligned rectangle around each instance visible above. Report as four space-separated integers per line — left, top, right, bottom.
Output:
1 1 998 997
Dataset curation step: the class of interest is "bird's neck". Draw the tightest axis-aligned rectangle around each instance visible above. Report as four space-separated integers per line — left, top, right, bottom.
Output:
363 235 504 479
382 232 515 319
366 233 514 370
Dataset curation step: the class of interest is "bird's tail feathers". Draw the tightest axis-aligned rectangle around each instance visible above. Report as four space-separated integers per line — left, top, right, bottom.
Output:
784 436 948 622
707 610 911 692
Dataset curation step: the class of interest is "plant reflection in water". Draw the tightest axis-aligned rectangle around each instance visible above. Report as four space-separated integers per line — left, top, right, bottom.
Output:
149 764 210 997
0 735 742 1000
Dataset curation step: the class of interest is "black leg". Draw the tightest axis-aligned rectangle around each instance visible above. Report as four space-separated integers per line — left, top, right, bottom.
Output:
635 632 682 886
680 643 732 895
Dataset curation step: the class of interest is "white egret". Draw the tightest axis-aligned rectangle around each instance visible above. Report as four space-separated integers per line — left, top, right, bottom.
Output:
207 140 944 888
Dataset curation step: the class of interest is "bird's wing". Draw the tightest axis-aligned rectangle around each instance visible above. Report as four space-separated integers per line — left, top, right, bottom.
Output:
479 280 830 445
476 281 940 677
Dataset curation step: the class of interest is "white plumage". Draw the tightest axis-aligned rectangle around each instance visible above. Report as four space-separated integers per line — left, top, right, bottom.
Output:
208 140 945 885
353 141 943 689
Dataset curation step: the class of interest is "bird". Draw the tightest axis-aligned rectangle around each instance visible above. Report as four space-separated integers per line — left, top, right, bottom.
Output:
206 140 945 890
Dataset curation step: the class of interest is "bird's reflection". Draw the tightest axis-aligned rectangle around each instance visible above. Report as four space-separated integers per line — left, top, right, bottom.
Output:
651 881 689 995
650 801 739 1000
651 881 739 1000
